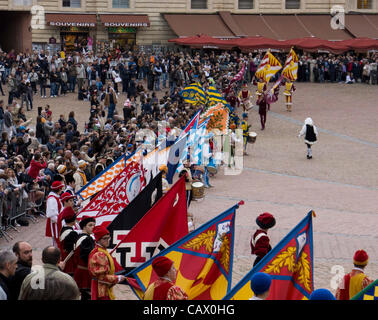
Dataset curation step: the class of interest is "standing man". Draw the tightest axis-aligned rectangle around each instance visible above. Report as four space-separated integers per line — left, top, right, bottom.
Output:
283 79 296 112
0 250 18 300
336 250 373 300
257 92 268 130
10 242 33 300
73 216 96 300
241 113 251 156
251 212 276 267
59 206 79 276
88 225 125 300
238 82 252 112
73 160 88 193
143 256 188 300
4 104 16 139
45 181 65 247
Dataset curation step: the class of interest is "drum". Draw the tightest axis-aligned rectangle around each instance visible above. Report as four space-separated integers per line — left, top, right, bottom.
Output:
248 132 257 144
206 165 218 175
192 182 204 199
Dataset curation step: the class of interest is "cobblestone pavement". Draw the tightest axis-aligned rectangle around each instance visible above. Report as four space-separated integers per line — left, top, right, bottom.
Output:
1 82 377 300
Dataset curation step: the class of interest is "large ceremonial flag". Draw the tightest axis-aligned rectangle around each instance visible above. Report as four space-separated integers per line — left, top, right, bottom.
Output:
110 176 188 271
76 160 145 227
128 202 240 300
207 85 226 106
178 109 201 140
281 48 299 82
229 63 246 85
255 50 282 83
166 133 189 184
76 154 127 201
223 210 315 300
351 279 378 300
107 172 163 273
180 82 207 106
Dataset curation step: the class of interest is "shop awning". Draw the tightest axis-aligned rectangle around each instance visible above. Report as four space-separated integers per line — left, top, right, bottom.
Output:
99 14 150 28
45 13 97 28
164 14 235 38
229 15 277 38
345 14 378 39
296 15 352 41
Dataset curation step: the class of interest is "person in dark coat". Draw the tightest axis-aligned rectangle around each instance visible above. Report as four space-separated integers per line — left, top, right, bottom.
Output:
0 250 18 300
9 242 33 300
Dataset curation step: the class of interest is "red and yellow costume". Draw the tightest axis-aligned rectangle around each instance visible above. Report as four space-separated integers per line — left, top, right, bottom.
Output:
143 256 188 300
144 278 188 300
73 234 95 293
88 244 119 300
336 250 373 300
238 85 252 112
283 81 295 111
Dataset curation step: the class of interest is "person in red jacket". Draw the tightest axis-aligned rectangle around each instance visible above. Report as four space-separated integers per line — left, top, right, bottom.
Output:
251 212 276 267
143 256 188 300
27 153 47 180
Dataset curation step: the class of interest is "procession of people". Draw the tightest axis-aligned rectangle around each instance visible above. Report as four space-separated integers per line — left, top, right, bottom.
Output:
0 42 376 302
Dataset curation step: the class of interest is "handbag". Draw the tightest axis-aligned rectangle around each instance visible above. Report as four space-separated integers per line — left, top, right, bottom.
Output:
114 76 122 83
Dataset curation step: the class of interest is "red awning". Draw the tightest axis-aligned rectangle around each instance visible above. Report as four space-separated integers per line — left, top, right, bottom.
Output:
99 14 150 27
45 13 97 28
164 14 235 38
339 38 378 51
284 37 350 54
168 34 236 49
236 36 290 50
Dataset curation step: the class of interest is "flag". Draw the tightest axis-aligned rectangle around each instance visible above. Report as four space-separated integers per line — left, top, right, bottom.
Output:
255 51 282 83
76 160 145 227
110 176 188 273
223 210 315 300
229 63 246 85
281 48 299 82
166 133 189 184
267 75 284 104
107 172 163 273
178 109 201 140
76 154 127 201
351 279 378 300
207 85 226 106
127 202 239 300
180 83 207 106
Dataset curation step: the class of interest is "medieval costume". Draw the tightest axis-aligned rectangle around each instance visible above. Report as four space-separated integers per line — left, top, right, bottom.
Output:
59 206 79 276
238 83 252 112
283 81 296 112
88 226 123 300
143 257 188 300
45 181 65 247
73 216 96 300
251 212 276 267
336 250 373 300
298 117 318 159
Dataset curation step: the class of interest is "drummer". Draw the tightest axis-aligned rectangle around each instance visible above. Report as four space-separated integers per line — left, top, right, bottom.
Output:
241 113 251 156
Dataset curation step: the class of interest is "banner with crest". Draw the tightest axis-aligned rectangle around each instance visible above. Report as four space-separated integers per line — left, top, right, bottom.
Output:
76 160 145 227
127 202 240 300
223 210 315 300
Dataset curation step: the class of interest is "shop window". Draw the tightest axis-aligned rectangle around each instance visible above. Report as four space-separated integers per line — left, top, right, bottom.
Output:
285 0 300 9
238 0 253 9
13 0 32 5
191 0 207 9
357 0 372 9
113 0 130 8
62 0 81 8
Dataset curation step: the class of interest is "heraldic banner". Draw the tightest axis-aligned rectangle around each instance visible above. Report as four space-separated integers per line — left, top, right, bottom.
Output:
223 210 315 300
127 202 241 300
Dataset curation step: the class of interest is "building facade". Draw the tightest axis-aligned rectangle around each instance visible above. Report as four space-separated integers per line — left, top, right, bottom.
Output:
0 0 377 53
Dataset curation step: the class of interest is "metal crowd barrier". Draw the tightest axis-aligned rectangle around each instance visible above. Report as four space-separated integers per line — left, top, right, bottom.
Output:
0 189 39 242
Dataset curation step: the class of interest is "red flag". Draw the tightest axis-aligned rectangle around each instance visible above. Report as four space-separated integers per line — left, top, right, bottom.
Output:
110 176 188 269
76 160 145 227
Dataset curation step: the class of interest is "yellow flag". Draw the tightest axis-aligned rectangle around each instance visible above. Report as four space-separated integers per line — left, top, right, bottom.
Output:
281 48 299 82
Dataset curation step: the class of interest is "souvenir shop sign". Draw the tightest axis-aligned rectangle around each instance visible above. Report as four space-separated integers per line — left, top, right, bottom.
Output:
108 27 136 34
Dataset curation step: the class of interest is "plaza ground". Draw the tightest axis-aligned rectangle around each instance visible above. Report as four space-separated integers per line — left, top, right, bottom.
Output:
1 81 377 299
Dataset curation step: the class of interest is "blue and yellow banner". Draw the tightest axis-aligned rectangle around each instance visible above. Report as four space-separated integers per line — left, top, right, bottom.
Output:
127 203 240 300
351 279 378 300
180 82 207 105
223 211 315 300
